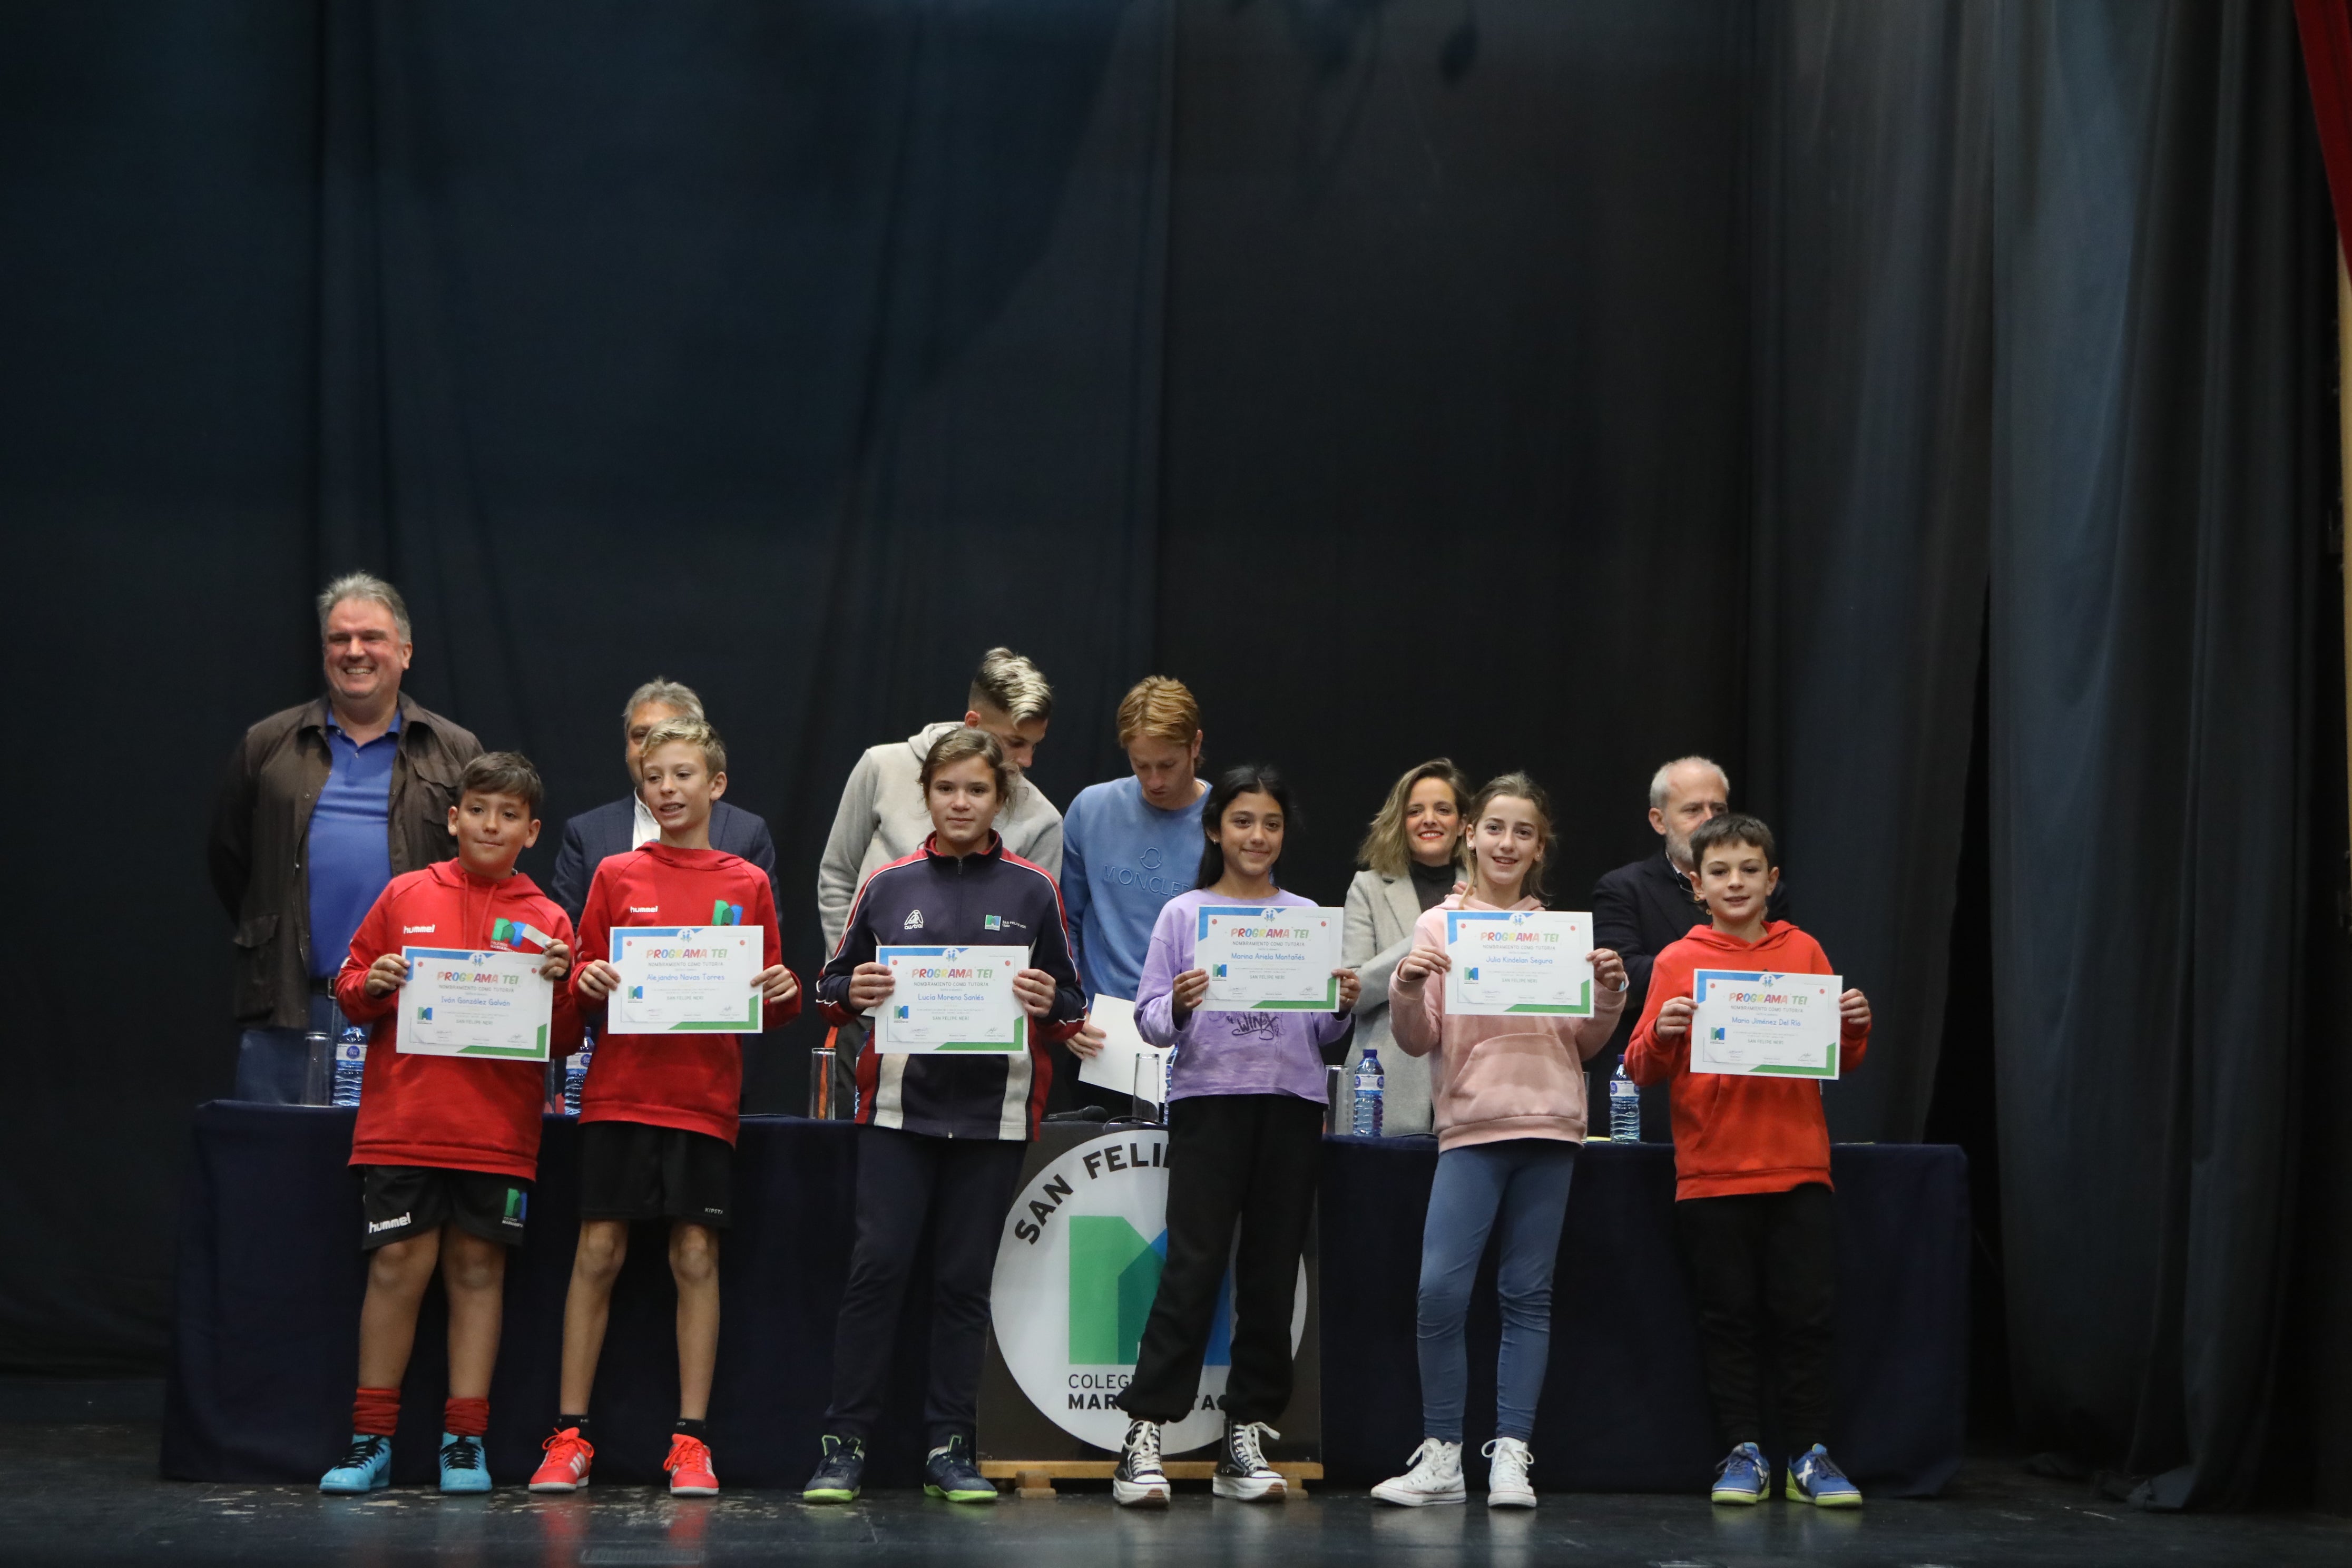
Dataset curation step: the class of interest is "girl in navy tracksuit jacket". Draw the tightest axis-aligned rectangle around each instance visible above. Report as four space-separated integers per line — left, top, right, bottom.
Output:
802 727 1091 1503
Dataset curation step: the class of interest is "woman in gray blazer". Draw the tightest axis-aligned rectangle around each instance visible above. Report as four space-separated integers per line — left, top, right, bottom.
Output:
1342 760 1472 1134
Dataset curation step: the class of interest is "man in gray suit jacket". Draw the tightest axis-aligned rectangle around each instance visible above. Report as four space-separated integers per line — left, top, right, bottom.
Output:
550 679 778 925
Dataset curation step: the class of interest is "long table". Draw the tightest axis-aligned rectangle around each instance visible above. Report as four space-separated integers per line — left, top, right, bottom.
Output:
163 1104 1965 1494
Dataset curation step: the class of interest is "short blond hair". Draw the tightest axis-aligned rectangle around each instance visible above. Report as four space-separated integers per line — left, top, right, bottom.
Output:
639 716 727 776
969 647 1053 724
1115 675 1201 748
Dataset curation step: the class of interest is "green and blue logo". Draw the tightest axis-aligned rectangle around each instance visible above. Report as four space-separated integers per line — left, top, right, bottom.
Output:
991 1132 1296 1453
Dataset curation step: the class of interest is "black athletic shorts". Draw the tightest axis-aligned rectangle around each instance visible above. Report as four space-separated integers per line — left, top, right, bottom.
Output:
578 1120 733 1228
360 1165 531 1250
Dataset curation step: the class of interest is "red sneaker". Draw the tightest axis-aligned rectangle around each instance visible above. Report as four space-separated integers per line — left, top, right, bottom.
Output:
528 1427 594 1493
665 1433 719 1497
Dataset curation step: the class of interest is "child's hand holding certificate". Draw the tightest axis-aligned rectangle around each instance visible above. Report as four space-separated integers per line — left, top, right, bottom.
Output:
875 945 1030 1054
1442 909 1595 1016
607 926 765 1033
398 947 555 1060
1689 969 1842 1079
1193 906 1344 1011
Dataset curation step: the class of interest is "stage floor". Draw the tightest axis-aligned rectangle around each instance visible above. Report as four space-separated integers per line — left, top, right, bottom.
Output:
3 1381 2344 1567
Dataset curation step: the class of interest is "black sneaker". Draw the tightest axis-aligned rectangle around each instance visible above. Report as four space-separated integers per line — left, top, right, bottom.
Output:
1212 1417 1286 1502
802 1434 865 1503
1111 1419 1170 1507
923 1434 997 1504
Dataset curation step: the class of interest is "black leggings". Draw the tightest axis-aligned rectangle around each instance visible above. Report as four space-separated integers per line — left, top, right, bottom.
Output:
824 1125 1026 1446
1119 1093 1323 1426
1673 1182 1837 1453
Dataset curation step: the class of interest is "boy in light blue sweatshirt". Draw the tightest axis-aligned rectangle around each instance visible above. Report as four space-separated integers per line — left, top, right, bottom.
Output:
1060 677 1208 1001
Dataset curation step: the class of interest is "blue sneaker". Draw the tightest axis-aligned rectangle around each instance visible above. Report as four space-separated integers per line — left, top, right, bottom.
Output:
438 1431 492 1493
1786 1444 1863 1507
1709 1441 1768 1505
319 1433 391 1494
923 1435 998 1504
802 1434 865 1504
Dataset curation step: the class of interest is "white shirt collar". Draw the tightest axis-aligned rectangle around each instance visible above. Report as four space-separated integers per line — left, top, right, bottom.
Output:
630 794 660 850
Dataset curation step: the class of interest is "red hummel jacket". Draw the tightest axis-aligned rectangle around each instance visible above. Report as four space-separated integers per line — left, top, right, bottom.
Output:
335 860 584 1182
1623 920 1869 1202
571 842 799 1144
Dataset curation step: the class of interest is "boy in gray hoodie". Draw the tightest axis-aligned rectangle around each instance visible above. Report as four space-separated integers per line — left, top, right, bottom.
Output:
816 648 1065 953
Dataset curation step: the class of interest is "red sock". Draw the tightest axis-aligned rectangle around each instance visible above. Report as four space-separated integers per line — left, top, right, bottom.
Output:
352 1387 400 1438
444 1396 490 1437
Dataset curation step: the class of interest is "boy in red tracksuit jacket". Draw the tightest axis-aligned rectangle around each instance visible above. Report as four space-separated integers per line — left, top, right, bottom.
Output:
1625 812 1871 1511
532 717 800 1500
319 752 582 1496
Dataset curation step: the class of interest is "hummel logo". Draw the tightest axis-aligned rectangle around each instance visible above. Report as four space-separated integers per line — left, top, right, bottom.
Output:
367 1213 412 1234
630 906 661 914
904 909 925 930
402 924 435 934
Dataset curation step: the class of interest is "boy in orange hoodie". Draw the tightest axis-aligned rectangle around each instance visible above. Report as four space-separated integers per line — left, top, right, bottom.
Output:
1625 812 1870 1509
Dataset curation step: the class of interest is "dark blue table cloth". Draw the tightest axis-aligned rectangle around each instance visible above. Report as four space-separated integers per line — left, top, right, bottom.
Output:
163 1105 1964 1494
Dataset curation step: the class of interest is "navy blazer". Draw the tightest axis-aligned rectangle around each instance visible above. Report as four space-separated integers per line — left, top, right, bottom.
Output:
549 796 778 927
1592 848 1792 1054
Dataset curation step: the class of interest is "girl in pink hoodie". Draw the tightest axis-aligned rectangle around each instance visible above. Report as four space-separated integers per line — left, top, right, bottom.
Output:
1369 773 1627 1511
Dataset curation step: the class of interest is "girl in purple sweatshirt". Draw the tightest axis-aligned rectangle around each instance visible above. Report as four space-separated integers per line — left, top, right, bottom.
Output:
1109 765 1359 1507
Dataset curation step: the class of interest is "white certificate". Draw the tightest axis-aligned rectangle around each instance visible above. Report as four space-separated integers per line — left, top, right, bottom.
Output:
876 945 1028 1054
1194 905 1343 1012
398 947 555 1061
1077 995 1172 1106
1442 909 1595 1016
1690 969 1842 1079
607 926 764 1033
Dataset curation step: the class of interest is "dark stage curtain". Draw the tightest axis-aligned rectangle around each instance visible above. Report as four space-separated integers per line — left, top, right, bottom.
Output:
1745 1 1994 1145
1988 1 2334 1510
0 0 1172 1368
2 0 2346 1514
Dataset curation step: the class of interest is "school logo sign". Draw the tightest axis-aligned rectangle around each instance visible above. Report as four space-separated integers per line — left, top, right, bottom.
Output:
991 1130 1305 1454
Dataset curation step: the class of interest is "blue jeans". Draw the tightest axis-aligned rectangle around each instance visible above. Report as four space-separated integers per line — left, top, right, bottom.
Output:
233 991 347 1104
1416 1138 1579 1443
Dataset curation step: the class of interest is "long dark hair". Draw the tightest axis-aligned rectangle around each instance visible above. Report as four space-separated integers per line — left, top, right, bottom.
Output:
1195 763 1296 890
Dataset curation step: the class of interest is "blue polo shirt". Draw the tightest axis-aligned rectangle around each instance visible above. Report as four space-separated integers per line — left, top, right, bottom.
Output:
308 707 401 977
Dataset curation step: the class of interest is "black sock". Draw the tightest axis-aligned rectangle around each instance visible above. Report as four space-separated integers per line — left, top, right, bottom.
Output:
558 1414 591 1440
674 1417 709 1440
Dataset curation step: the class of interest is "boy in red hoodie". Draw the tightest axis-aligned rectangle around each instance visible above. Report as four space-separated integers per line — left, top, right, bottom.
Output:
1625 812 1871 1510
530 717 799 1498
319 752 582 1495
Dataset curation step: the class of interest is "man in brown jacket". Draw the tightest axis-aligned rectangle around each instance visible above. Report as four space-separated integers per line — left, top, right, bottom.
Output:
209 573 481 1101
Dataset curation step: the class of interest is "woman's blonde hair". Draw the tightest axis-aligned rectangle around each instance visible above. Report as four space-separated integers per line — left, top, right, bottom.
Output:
1357 759 1473 879
919 726 1012 801
1465 770 1552 903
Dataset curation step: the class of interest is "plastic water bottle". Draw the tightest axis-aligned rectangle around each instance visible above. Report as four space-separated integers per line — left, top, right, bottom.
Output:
563 1035 593 1116
1351 1050 1386 1137
1609 1057 1641 1142
331 1022 367 1107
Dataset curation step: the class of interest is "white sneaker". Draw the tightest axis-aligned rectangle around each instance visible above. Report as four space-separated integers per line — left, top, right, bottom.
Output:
1370 1438 1466 1506
1483 1437 1536 1508
1111 1419 1170 1507
1211 1418 1286 1501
